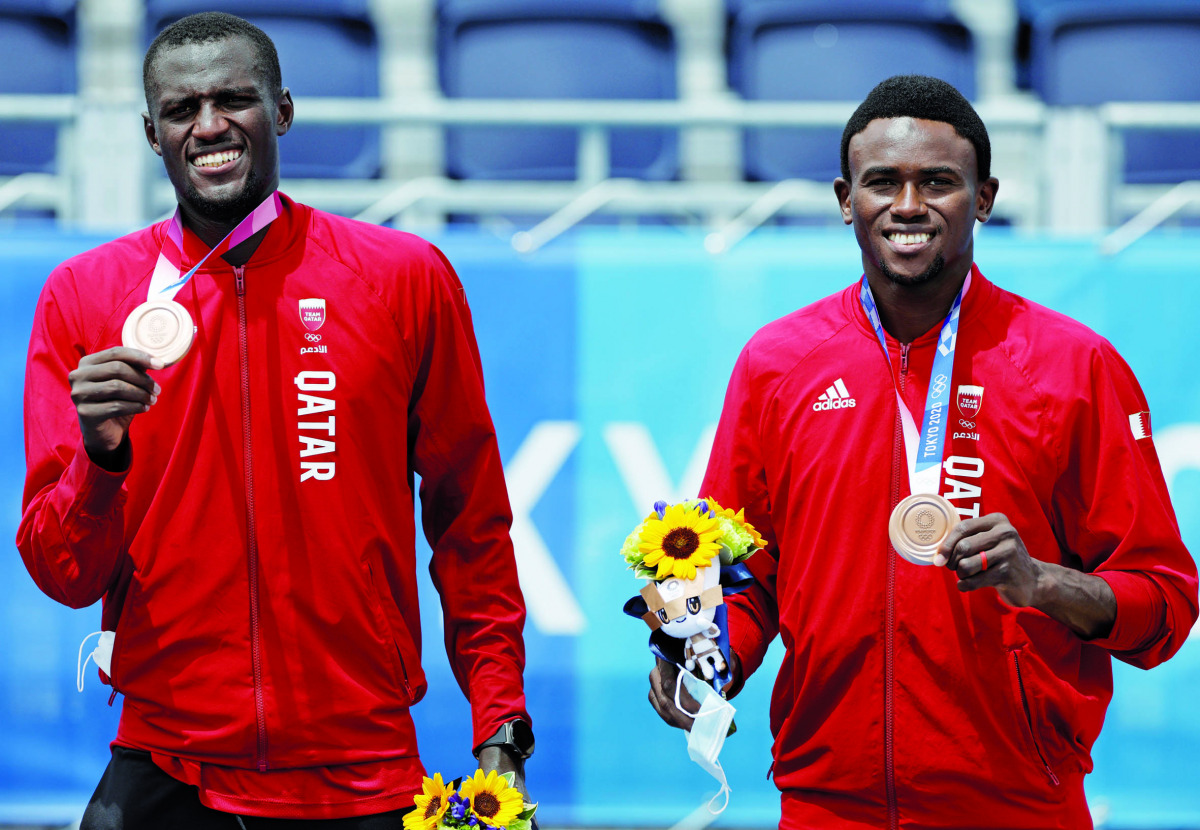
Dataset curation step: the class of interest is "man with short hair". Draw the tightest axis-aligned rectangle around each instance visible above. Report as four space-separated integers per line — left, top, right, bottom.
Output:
649 75 1197 828
19 12 533 827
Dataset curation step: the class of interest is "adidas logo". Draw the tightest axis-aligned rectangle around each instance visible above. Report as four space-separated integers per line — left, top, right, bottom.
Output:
813 378 857 411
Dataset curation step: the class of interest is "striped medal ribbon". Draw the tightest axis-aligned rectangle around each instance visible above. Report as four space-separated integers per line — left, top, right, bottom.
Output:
859 272 969 565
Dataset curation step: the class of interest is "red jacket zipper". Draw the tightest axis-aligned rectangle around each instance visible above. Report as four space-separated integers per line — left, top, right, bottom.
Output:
235 266 268 772
885 342 910 830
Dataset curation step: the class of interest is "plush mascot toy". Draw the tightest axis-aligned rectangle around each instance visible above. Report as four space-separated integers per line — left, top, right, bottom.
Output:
622 498 764 692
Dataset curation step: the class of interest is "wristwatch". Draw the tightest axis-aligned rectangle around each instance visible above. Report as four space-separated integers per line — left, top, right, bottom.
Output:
473 718 535 760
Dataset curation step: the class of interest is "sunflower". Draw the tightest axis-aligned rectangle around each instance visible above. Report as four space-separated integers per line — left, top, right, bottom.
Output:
638 502 721 580
459 769 524 827
404 773 454 830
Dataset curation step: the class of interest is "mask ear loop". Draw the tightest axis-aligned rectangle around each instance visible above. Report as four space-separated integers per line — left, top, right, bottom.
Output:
673 668 699 719
706 771 732 815
76 631 103 693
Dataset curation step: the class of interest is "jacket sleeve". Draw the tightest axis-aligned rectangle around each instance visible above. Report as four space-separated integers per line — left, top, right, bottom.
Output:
17 269 129 609
1050 341 1198 668
700 343 780 694
408 249 530 748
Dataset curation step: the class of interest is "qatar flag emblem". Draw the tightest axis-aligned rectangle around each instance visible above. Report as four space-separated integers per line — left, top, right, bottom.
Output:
1129 411 1152 440
299 298 326 332
957 384 983 418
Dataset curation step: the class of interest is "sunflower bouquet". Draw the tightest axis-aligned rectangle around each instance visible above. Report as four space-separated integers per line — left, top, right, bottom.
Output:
621 497 765 580
621 497 764 690
404 770 537 830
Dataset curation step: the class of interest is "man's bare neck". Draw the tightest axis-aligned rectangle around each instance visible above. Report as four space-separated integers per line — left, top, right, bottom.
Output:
866 266 970 344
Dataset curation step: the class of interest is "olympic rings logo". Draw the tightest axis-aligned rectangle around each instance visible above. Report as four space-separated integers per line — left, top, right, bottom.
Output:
931 374 948 396
304 333 322 342
959 419 976 429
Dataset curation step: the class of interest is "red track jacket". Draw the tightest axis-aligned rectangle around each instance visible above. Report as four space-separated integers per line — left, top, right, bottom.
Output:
704 268 1198 829
18 195 528 817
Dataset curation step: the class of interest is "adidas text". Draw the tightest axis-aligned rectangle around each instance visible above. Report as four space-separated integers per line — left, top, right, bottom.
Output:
813 378 856 411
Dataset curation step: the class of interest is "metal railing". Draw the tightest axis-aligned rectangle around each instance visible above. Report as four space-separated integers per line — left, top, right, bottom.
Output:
0 94 78 217
4 92 1200 253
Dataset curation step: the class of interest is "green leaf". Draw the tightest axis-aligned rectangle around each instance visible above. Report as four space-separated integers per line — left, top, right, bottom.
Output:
507 819 531 830
517 802 539 820
500 770 516 787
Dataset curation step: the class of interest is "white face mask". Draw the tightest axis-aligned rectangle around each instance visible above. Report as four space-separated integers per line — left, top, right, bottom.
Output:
676 668 736 814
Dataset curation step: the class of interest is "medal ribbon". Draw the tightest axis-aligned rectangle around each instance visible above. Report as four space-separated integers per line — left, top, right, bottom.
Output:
859 272 970 496
147 191 283 302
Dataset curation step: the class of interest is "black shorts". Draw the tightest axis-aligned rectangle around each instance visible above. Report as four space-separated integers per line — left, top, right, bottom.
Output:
81 746 413 829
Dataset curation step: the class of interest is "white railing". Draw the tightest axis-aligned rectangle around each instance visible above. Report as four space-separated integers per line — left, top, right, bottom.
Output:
0 94 78 217
0 95 78 122
4 92 1200 252
178 96 1047 241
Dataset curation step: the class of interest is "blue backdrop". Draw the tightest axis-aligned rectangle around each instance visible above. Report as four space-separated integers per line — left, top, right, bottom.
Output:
2 225 1198 827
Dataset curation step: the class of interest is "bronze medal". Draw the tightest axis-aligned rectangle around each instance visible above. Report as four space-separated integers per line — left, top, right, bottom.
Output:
122 299 194 366
889 493 959 566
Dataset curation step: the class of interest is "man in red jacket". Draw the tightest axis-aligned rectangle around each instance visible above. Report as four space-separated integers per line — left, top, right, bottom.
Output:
19 12 533 828
649 75 1198 828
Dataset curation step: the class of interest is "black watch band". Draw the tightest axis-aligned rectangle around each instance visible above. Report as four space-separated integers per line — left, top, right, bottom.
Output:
473 718 535 760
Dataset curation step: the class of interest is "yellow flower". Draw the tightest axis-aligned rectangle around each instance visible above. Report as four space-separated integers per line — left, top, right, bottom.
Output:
743 517 767 550
404 773 454 830
638 503 721 580
460 769 524 827
705 497 768 551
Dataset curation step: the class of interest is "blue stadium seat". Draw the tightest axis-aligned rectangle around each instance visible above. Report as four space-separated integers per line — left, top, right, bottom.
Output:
1014 0 1125 89
146 0 381 179
1029 1 1200 184
0 0 75 177
728 0 975 183
438 0 678 181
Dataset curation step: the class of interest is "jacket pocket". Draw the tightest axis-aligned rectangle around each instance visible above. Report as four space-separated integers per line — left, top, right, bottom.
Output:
104 574 142 695
1006 647 1060 786
361 554 417 704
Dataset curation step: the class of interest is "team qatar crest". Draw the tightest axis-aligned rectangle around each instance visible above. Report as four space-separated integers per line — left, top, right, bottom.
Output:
957 384 984 418
299 298 326 332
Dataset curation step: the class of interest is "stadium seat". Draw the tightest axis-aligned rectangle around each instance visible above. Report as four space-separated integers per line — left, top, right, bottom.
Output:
0 0 75 177
728 0 975 183
1013 0 1086 89
1029 1 1200 184
146 0 381 179
438 0 678 181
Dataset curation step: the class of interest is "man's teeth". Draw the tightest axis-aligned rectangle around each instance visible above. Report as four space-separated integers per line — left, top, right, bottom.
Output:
891 232 932 245
193 150 241 168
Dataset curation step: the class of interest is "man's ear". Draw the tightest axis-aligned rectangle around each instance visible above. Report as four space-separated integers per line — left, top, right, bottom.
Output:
976 176 999 223
834 178 853 225
276 88 295 137
143 112 162 157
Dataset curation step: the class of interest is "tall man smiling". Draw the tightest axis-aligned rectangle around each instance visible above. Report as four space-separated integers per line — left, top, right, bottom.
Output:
19 13 533 828
648 75 1197 828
